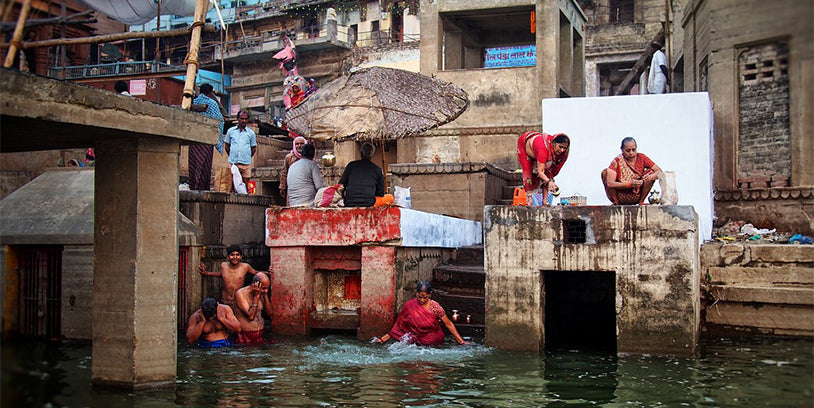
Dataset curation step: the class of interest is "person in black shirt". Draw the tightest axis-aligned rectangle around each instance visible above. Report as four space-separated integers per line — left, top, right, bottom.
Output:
339 142 393 207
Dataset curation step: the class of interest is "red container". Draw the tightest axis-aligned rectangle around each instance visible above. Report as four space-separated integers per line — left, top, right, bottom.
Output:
246 180 256 194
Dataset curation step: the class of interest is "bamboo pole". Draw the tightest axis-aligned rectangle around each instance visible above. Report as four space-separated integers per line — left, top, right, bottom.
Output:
181 0 209 110
20 25 216 49
3 0 32 68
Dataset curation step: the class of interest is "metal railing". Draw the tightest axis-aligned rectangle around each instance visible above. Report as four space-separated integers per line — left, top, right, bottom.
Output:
49 61 186 80
355 29 420 48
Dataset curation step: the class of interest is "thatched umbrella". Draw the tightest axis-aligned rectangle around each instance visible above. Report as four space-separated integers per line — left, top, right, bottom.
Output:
285 66 469 142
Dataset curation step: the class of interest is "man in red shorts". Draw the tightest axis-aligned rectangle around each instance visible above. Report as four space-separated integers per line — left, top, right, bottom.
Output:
233 272 272 345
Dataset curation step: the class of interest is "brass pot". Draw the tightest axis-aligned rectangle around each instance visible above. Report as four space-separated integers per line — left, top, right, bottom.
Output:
321 151 336 167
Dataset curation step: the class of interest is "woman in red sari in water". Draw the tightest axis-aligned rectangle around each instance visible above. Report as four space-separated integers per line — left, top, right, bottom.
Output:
375 281 469 346
602 137 662 205
517 132 571 202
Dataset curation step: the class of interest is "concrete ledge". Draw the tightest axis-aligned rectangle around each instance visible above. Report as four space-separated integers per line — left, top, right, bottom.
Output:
0 69 218 152
704 302 814 335
703 285 814 305
707 266 814 285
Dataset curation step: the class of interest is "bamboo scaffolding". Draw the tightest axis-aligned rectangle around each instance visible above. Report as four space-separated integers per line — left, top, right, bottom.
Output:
3 0 32 68
181 0 209 110
18 25 216 49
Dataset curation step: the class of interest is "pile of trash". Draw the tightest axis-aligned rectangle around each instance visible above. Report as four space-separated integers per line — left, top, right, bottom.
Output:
712 220 812 244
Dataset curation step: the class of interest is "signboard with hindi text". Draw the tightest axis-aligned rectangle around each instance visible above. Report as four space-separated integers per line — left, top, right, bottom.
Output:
484 45 536 69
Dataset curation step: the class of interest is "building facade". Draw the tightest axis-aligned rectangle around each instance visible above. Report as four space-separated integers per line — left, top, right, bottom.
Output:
682 0 813 233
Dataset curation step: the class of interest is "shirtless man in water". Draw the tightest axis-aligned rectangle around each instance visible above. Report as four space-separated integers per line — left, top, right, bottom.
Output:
233 272 273 345
186 298 241 348
199 245 259 308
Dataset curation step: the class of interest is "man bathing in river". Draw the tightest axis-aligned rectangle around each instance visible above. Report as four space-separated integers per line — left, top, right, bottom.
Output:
186 298 241 348
233 272 273 345
199 245 260 309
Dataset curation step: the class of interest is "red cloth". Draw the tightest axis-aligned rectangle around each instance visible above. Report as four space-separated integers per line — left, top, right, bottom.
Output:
235 330 265 345
517 132 570 191
388 298 446 346
607 153 656 178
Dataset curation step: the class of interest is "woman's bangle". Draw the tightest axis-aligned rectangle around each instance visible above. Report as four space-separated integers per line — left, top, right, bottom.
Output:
626 181 632 188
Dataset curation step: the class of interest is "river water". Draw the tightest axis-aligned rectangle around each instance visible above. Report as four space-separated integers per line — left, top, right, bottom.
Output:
2 336 811 407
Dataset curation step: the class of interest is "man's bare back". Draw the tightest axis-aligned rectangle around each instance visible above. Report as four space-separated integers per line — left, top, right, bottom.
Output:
199 246 259 307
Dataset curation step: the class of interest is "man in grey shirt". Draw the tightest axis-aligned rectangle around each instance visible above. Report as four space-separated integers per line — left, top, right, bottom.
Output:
286 143 323 206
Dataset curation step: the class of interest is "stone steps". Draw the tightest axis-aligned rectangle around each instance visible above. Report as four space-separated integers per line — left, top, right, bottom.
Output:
700 243 814 337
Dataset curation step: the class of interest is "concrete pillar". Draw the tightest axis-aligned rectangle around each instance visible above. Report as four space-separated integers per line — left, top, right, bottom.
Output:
270 246 311 336
359 245 397 340
91 138 179 389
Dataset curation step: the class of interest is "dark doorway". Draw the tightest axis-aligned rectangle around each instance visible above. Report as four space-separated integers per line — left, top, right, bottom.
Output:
544 270 616 351
18 246 62 339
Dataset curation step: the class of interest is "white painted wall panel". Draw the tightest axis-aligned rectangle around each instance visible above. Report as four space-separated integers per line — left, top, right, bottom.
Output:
542 92 714 240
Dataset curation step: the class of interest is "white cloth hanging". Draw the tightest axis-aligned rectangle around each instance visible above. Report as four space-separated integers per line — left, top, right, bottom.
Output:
76 0 198 25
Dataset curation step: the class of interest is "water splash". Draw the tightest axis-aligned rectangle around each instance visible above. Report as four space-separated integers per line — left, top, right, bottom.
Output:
294 335 490 368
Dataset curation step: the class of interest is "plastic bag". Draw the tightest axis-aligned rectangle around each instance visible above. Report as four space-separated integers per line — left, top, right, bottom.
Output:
231 164 248 194
658 171 678 205
394 186 411 208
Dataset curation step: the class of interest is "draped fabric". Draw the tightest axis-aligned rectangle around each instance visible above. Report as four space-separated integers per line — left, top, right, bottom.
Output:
188 144 213 190
76 0 197 25
388 298 445 346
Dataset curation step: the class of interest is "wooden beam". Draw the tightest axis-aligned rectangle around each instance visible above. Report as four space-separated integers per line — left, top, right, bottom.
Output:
613 28 664 96
3 0 31 68
20 25 217 49
1 10 94 32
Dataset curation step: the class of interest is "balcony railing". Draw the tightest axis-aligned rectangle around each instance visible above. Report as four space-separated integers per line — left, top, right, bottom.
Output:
49 61 186 80
355 29 420 48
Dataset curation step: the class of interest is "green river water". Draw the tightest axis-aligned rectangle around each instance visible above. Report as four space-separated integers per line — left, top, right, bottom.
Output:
2 336 811 407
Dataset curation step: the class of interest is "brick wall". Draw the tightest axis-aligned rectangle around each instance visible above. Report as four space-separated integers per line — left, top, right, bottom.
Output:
737 42 791 185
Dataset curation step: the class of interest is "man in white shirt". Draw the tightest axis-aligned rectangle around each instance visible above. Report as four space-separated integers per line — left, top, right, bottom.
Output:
648 41 669 94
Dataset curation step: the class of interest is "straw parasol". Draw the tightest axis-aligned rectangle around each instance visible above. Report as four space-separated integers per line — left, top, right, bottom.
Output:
285 66 469 142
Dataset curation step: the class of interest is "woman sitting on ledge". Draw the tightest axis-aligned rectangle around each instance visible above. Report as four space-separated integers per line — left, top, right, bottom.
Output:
374 281 469 346
602 137 662 205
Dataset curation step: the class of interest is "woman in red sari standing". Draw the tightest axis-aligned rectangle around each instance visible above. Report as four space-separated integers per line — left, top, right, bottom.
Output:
375 281 469 346
517 132 571 203
602 137 662 205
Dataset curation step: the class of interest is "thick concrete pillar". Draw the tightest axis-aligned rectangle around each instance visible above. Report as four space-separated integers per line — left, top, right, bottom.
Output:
360 245 397 340
92 138 179 389
270 246 311 336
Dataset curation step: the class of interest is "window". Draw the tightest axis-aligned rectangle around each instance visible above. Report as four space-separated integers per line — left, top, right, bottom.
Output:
441 6 536 70
609 0 634 23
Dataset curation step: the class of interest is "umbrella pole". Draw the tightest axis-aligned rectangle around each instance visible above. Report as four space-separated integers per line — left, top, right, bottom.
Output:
380 139 388 193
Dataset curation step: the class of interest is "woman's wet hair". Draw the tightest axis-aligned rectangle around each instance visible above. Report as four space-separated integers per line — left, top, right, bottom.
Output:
553 134 569 145
416 280 433 293
620 137 637 149
202 298 217 319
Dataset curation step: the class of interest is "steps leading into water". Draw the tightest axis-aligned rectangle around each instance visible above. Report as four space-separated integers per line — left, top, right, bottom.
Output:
432 244 485 339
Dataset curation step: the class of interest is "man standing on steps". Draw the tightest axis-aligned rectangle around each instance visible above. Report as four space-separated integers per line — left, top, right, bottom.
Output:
224 110 257 188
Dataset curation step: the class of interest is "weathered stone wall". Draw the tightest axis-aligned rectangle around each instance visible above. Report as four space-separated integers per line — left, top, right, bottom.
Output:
682 0 813 189
713 188 814 235
737 42 791 182
389 163 520 221
61 245 93 340
179 191 275 246
700 243 814 336
484 205 700 355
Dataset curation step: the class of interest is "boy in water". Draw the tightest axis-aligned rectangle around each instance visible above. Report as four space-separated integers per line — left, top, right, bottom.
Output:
199 245 260 309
